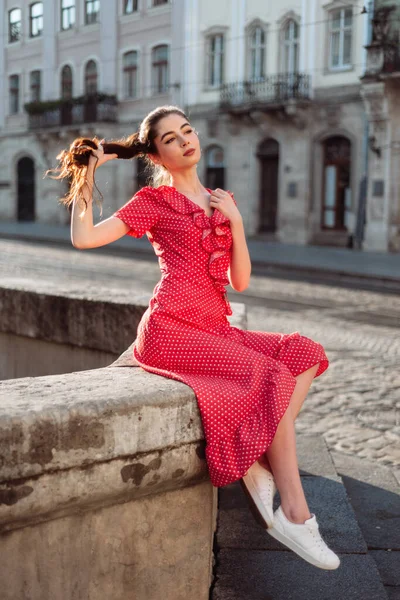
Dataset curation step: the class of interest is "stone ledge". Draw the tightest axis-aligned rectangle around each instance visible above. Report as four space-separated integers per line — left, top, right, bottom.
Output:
0 298 247 533
0 440 209 534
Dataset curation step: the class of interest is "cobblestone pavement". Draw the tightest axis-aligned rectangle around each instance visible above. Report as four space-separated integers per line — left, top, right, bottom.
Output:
2 238 399 483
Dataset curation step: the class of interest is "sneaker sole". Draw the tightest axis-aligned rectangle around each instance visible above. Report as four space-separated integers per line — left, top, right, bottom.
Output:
267 525 340 570
240 477 274 529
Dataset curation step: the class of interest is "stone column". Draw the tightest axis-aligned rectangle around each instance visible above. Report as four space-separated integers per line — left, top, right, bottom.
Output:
171 0 186 107
182 0 200 108
229 0 246 83
42 0 57 99
360 81 391 251
100 0 117 93
0 0 5 128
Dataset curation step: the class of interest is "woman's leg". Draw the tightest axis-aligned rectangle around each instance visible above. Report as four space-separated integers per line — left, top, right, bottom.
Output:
259 362 320 524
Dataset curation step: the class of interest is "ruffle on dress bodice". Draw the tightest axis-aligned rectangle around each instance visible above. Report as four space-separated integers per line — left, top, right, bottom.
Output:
159 186 234 316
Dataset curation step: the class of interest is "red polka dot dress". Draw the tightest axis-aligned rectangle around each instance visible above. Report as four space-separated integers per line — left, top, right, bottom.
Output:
113 185 329 487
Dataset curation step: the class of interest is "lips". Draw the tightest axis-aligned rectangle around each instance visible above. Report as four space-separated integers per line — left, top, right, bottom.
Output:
183 148 195 156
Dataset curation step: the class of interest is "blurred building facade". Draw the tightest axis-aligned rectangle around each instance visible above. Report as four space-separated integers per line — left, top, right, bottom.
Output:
362 0 400 252
1 0 399 253
0 0 184 225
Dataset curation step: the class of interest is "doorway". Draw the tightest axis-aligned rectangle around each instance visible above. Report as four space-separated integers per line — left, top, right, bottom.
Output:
257 138 279 232
17 157 35 221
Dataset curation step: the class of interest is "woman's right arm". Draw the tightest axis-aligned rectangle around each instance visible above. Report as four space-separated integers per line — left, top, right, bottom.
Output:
71 153 129 249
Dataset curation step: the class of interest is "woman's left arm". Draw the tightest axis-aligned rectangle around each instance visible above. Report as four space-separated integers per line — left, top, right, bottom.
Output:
229 216 251 292
210 188 251 292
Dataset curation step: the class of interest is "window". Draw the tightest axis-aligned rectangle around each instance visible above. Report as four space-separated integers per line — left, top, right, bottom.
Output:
151 45 169 94
123 0 138 13
29 2 43 37
249 26 266 80
85 0 100 25
8 8 22 43
123 51 139 98
153 0 168 5
207 33 224 87
9 75 20 114
283 19 299 73
61 0 75 30
61 65 73 98
30 70 41 102
84 60 98 94
329 7 353 69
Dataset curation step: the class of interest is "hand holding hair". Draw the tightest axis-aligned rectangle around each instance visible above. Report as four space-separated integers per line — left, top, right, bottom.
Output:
90 138 118 168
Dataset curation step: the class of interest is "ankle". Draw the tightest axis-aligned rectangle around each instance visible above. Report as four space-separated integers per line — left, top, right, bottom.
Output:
281 503 312 524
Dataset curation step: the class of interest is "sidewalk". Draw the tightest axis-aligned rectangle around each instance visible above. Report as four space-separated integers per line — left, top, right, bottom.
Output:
1 220 400 285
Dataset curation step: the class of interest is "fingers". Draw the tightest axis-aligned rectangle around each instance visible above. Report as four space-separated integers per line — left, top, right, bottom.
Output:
211 188 227 198
92 139 118 162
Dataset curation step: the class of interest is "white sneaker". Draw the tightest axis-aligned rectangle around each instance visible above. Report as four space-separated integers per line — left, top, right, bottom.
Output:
267 505 341 570
240 460 277 529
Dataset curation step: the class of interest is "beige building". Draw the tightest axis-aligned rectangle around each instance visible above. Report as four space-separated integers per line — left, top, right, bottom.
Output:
184 0 371 249
0 0 184 225
2 0 396 253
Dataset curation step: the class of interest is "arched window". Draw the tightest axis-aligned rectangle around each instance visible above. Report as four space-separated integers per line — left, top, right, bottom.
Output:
151 45 169 94
8 8 22 43
283 19 299 73
205 145 225 189
123 51 139 98
61 65 73 99
124 0 138 14
85 0 99 25
249 26 266 80
29 2 43 38
84 60 98 95
322 136 351 230
61 0 75 30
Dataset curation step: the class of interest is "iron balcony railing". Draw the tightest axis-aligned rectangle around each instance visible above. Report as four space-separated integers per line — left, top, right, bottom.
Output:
25 94 118 130
220 73 311 109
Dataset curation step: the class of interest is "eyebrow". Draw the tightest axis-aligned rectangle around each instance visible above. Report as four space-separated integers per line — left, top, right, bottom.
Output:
160 122 191 142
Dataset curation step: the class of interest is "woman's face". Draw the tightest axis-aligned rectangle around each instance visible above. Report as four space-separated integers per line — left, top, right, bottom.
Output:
150 114 201 172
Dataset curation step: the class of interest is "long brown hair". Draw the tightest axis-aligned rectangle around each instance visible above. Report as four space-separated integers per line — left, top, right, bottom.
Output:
45 105 189 214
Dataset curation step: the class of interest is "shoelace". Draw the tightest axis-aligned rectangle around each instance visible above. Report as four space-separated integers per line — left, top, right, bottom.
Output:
251 473 275 505
306 523 331 554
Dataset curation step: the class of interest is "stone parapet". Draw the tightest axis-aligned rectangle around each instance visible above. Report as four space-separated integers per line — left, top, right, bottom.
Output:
0 280 247 600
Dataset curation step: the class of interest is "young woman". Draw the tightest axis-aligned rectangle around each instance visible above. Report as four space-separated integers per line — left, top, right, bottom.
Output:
48 104 340 571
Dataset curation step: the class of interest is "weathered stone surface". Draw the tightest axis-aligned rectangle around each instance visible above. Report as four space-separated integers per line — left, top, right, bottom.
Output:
0 480 216 600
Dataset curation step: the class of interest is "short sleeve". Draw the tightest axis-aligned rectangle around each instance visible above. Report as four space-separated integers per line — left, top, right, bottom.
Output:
112 186 161 238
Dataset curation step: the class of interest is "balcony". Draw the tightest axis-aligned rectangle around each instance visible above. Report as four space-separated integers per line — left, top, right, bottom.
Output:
220 73 311 114
363 42 400 79
24 93 118 130
362 5 400 80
